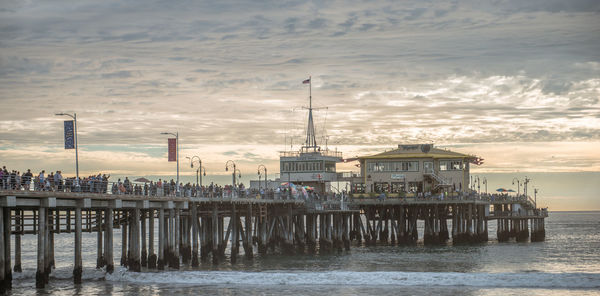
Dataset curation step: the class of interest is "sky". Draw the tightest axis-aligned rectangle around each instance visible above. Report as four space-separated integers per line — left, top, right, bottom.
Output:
1 0 599 210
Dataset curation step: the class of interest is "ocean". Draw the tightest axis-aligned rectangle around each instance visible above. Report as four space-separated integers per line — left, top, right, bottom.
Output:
6 211 600 295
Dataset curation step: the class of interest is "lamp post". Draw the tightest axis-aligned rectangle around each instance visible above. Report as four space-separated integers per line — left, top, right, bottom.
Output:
199 166 206 192
226 160 241 197
523 176 530 198
512 177 521 196
475 176 481 194
55 112 80 190
186 156 201 186
258 164 267 191
534 188 538 208
161 132 179 195
482 177 488 195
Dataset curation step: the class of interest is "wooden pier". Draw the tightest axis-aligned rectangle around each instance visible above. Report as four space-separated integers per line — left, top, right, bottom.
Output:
0 190 546 292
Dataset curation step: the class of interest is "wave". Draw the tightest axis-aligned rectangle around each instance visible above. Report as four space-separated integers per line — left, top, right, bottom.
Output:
106 268 600 289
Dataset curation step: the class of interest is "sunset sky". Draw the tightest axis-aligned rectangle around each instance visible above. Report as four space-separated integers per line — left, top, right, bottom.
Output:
1 0 599 210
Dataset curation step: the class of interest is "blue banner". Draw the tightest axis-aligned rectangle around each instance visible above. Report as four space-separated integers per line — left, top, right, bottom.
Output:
64 120 75 149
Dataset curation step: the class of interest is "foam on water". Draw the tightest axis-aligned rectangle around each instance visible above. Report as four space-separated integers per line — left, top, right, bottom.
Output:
105 268 600 289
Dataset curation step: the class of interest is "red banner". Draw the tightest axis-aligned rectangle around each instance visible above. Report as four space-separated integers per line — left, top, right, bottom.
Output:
168 138 176 162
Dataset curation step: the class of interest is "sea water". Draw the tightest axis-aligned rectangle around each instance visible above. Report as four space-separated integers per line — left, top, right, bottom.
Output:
6 211 600 295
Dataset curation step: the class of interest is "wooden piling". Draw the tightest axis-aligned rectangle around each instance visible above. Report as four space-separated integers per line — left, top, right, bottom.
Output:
244 204 253 258
231 204 239 263
200 216 210 262
105 209 114 274
148 209 156 269
36 208 46 288
157 208 165 270
0 208 5 293
212 205 219 265
191 204 199 267
141 210 147 268
130 208 141 272
44 209 50 283
3 208 11 291
96 210 104 268
74 207 82 284
121 211 128 267
173 208 180 269
14 209 22 273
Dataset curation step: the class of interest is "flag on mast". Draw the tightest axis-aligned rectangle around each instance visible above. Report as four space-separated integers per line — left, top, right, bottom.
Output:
302 78 310 84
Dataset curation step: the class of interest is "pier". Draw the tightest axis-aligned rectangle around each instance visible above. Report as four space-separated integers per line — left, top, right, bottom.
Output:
0 189 546 292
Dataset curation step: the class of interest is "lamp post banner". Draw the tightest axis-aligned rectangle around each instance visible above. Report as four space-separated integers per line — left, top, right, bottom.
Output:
64 120 75 149
168 138 176 162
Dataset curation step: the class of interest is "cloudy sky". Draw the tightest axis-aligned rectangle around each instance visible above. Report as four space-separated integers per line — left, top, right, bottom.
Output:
1 0 599 209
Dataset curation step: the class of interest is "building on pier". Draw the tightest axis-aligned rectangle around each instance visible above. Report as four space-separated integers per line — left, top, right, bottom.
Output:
343 144 482 195
279 78 343 194
251 77 343 194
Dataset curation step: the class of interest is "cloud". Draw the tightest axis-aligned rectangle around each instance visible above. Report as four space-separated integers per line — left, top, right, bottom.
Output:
0 0 598 180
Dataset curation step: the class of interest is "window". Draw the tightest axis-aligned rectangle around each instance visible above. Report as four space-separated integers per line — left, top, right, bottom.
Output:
325 162 336 172
451 161 462 170
374 182 389 193
440 160 462 171
352 183 366 193
408 181 423 193
391 182 405 193
368 161 418 172
440 161 448 171
400 161 418 171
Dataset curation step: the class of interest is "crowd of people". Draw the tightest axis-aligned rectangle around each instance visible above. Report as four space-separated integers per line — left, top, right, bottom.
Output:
0 165 284 199
0 166 113 193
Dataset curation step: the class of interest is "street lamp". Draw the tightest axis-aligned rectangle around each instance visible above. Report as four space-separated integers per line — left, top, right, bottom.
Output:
482 177 488 195
534 188 538 209
512 177 521 196
523 176 530 197
258 164 267 191
185 155 206 187
226 160 241 197
161 132 179 195
55 112 80 190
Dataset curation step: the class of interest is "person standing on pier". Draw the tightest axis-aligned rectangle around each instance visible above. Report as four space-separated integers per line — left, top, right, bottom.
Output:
23 169 33 190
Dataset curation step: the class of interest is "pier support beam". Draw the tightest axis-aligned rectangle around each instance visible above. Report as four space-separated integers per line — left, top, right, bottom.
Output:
258 212 267 255
200 216 210 262
96 210 104 268
121 211 128 266
73 207 82 284
14 210 22 274
191 204 199 267
0 208 6 293
105 209 114 274
244 204 254 258
3 208 11 291
148 209 157 269
130 208 141 272
36 208 46 289
141 210 147 268
212 205 219 265
173 208 180 269
231 204 239 263
157 208 165 270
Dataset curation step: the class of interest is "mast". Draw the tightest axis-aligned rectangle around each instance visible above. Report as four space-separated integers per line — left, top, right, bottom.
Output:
304 76 318 152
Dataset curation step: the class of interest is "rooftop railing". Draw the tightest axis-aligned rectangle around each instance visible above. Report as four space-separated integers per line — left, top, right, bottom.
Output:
279 149 343 159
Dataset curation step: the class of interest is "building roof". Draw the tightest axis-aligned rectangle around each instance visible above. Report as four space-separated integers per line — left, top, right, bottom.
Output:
359 144 478 161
